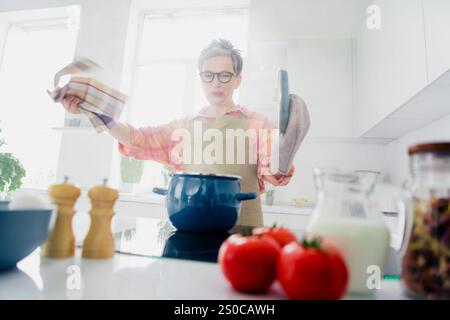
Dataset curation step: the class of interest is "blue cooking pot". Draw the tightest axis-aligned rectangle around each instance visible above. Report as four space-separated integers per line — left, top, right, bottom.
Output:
153 172 257 233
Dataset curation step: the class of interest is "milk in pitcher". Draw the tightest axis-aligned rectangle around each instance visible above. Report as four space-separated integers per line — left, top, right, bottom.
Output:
307 168 391 295
307 216 390 294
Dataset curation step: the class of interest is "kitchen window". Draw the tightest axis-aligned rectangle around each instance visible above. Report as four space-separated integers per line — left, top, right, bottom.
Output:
0 11 78 190
119 7 249 193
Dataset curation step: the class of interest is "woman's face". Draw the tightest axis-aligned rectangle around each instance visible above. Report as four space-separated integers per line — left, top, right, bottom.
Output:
200 55 241 106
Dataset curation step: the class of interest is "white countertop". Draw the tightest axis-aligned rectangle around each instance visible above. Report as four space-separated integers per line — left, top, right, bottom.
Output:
0 247 408 300
0 200 407 300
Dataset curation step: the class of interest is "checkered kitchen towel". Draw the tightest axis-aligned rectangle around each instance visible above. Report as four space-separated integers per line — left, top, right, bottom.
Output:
47 57 127 132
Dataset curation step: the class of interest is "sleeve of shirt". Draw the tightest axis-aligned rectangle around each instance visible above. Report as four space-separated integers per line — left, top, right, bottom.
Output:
118 119 186 167
255 116 295 194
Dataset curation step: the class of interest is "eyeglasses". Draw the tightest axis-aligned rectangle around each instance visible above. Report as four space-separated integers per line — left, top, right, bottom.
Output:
199 71 235 84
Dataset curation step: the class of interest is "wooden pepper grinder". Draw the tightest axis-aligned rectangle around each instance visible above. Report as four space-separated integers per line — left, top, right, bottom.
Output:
82 179 118 259
42 176 81 258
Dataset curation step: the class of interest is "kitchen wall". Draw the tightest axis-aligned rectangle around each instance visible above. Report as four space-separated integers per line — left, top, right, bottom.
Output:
1 0 447 206
240 0 449 204
239 0 387 204
241 0 372 137
384 113 450 187
0 0 253 191
274 138 387 203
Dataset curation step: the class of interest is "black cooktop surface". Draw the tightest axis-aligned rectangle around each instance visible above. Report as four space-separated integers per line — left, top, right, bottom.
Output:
110 217 402 277
113 218 270 263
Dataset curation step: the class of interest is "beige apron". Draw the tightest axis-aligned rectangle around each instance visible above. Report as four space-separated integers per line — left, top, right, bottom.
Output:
182 115 263 227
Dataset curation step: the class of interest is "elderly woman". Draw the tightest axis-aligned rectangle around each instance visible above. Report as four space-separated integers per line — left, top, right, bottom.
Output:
61 39 309 227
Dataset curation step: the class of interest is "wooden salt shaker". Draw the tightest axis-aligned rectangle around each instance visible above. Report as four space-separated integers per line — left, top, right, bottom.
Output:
42 176 81 258
82 179 118 259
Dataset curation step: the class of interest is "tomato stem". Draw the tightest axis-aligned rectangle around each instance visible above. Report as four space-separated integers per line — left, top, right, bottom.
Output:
301 236 323 250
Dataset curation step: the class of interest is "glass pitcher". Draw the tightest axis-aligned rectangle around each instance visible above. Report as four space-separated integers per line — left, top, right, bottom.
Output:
401 142 450 299
306 167 392 295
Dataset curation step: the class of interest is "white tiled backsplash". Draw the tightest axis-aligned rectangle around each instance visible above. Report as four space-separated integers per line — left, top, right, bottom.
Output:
275 113 450 206
269 137 387 205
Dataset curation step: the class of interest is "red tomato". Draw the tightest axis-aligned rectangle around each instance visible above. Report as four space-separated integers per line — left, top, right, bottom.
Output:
252 226 297 248
277 239 349 300
323 241 349 299
218 234 281 293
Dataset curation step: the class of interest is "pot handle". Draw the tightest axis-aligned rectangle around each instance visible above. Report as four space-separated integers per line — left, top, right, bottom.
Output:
236 192 257 201
152 187 168 196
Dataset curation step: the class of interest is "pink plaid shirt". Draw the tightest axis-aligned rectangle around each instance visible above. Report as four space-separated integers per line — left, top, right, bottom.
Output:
118 105 294 194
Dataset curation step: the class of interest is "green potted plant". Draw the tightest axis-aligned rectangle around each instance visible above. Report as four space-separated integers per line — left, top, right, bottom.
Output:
0 126 26 201
265 183 275 206
120 155 144 193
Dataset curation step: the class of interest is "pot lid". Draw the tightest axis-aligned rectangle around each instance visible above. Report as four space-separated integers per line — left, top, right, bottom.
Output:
172 171 242 180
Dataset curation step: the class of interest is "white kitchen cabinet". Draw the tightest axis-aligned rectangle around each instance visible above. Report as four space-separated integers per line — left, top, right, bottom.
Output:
362 69 450 138
239 41 288 127
422 0 450 83
354 0 428 137
287 38 353 138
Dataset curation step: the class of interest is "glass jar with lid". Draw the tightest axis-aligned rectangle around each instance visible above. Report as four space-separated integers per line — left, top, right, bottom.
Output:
402 142 450 299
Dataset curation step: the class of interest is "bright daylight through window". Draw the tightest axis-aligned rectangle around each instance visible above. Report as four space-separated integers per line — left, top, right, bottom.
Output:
122 8 248 193
0 16 78 189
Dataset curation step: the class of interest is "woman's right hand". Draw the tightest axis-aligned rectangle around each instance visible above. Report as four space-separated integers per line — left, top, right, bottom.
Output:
61 96 82 114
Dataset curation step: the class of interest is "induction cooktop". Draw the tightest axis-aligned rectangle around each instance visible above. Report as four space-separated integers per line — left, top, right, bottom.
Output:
112 218 259 263
107 216 402 277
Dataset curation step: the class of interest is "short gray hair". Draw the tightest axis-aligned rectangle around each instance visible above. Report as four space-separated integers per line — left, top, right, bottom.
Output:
198 39 243 75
